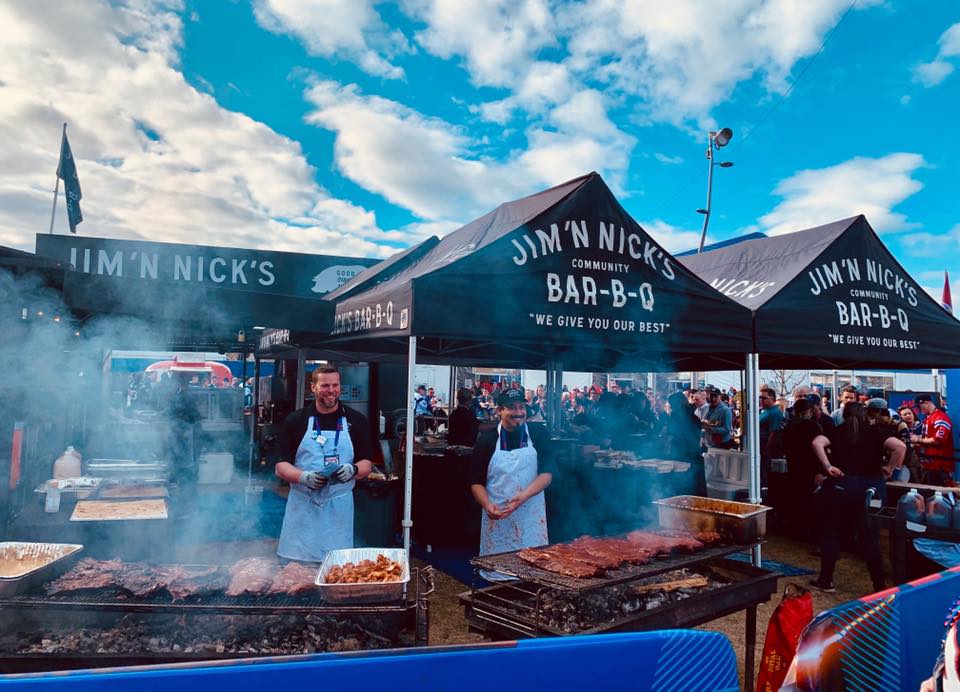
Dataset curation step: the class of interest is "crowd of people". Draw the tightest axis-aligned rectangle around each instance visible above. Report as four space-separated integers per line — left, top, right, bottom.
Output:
767 384 955 593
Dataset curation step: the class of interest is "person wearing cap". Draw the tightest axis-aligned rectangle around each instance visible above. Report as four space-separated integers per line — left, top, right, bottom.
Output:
805 393 835 433
702 387 735 449
912 394 955 486
866 398 915 481
470 388 554 580
447 387 479 446
781 398 823 538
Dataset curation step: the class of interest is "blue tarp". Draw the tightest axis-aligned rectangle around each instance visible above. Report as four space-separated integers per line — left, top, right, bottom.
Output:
0 631 738 692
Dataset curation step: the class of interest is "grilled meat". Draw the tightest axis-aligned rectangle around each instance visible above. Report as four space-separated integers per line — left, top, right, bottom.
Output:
516 547 603 578
569 537 654 565
324 555 403 584
516 530 717 579
269 562 319 595
117 563 171 598
165 565 226 601
625 531 704 553
46 558 124 593
226 557 278 596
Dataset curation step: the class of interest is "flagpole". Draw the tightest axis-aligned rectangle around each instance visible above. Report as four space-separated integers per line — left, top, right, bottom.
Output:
48 123 66 235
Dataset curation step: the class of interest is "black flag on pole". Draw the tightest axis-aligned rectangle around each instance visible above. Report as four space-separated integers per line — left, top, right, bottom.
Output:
56 129 83 233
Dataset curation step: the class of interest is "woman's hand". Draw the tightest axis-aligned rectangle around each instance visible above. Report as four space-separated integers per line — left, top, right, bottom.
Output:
825 464 844 478
484 502 507 520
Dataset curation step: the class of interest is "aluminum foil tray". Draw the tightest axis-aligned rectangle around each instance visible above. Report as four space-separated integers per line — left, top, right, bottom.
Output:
0 542 84 596
315 548 409 604
654 495 770 544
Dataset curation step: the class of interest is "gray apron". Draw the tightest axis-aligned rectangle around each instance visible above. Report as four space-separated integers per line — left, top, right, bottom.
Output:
479 424 549 581
277 414 355 562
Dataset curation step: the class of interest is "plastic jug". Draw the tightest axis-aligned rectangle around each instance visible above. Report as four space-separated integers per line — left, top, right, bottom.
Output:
896 488 926 524
52 446 81 479
927 491 952 529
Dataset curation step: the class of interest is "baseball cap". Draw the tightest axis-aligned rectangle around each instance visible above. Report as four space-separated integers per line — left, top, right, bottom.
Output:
915 394 933 404
497 389 526 407
806 393 822 407
866 397 888 410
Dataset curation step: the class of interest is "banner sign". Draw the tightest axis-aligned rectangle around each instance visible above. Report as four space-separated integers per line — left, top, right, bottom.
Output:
35 234 377 331
36 235 375 299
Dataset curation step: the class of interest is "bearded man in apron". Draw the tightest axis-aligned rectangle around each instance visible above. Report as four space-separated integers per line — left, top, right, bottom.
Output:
275 365 374 562
470 388 554 581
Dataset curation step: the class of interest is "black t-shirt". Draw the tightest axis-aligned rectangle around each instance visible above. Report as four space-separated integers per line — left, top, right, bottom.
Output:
469 423 554 487
826 423 886 476
783 417 822 480
447 405 479 446
278 404 374 464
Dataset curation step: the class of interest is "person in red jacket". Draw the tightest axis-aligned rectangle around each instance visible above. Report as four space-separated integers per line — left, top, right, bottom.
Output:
912 393 955 486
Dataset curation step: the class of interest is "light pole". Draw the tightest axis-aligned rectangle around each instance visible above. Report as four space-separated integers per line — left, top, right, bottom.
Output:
696 127 734 254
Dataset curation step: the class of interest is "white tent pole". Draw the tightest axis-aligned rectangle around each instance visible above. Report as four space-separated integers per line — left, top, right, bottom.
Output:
295 349 305 408
746 353 762 567
832 370 838 411
402 336 417 553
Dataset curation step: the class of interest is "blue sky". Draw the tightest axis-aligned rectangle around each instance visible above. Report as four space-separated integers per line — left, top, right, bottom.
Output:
1 0 959 299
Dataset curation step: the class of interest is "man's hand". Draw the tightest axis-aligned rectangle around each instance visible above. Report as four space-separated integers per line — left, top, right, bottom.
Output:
825 465 844 479
299 470 326 489
333 463 356 483
498 493 527 519
882 465 895 480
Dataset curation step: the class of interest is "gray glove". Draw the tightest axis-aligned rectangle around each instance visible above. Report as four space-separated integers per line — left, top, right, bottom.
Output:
299 470 326 489
334 463 357 483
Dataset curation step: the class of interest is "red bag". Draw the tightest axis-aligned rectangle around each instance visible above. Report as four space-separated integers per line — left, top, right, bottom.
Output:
757 584 814 692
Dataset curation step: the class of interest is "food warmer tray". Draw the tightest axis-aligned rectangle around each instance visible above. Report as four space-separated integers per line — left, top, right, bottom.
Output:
316 548 409 604
0 543 84 597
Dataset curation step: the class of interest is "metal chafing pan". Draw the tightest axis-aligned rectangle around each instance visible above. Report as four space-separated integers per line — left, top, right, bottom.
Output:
654 495 771 544
315 548 409 604
0 542 84 596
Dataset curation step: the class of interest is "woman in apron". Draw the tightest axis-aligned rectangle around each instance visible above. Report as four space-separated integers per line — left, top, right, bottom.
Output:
470 389 552 581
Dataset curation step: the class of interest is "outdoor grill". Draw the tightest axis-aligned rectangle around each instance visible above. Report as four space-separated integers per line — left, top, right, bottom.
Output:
459 541 777 692
0 566 432 673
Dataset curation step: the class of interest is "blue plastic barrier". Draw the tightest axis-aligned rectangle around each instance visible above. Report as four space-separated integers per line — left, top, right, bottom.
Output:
0 631 738 692
793 565 960 690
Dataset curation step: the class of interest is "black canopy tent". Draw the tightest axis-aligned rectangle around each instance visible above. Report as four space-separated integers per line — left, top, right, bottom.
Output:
681 215 960 559
323 172 754 372
318 172 756 554
679 215 960 369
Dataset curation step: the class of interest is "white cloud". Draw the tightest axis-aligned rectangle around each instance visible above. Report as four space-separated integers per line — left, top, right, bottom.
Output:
403 0 557 88
653 152 684 165
639 219 706 254
914 22 960 87
304 80 634 221
902 225 960 258
759 154 926 236
406 1 875 127
0 0 398 257
252 0 410 79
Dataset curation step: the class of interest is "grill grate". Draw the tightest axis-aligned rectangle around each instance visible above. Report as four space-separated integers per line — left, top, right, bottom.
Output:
471 542 752 592
0 567 432 616
460 558 779 639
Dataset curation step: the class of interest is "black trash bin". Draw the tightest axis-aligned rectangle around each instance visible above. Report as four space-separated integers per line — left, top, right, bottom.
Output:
354 477 401 548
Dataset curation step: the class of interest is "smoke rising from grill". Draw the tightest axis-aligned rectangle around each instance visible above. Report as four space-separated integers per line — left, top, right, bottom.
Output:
0 262 260 564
